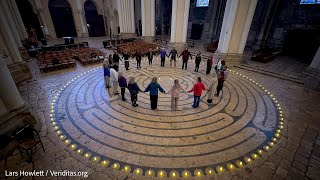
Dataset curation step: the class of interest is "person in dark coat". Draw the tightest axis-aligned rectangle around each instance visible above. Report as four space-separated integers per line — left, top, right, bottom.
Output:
128 77 142 106
118 72 127 101
168 47 178 67
122 51 130 70
113 50 121 71
206 54 214 74
216 66 228 97
145 48 155 65
144 77 166 110
195 51 202 72
133 50 142 69
179 48 192 70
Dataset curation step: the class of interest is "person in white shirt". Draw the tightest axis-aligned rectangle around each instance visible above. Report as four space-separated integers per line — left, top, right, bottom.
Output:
110 67 119 95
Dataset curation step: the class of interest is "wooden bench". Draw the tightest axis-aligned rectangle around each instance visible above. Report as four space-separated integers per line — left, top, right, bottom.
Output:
187 40 195 47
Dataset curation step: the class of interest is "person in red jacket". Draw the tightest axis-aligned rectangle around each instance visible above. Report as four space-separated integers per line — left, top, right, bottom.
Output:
188 77 206 108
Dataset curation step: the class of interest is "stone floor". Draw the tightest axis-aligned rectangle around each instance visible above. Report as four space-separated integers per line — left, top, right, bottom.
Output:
1 37 320 180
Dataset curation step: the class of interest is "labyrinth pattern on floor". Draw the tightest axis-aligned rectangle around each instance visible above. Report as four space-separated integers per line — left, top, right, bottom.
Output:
51 61 284 178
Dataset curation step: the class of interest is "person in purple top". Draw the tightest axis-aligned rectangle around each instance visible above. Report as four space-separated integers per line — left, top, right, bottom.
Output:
158 48 168 67
118 72 128 101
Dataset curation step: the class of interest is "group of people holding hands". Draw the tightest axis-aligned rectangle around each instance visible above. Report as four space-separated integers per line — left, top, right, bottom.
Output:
103 47 228 110
106 47 218 72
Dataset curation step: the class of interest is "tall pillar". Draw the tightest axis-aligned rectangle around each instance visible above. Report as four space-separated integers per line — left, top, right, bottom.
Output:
35 0 57 39
74 0 88 37
0 54 37 134
170 0 190 43
0 55 24 111
117 0 135 34
141 0 155 37
0 5 23 63
0 98 7 117
305 47 320 91
217 0 258 54
0 0 23 47
7 0 29 40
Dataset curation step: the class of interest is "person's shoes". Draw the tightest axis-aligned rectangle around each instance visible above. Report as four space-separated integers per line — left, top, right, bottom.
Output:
207 99 212 103
122 98 127 101
134 104 139 107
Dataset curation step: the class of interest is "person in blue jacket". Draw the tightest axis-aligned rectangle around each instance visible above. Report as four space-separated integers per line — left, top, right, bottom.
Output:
103 59 111 88
158 48 168 67
144 77 166 110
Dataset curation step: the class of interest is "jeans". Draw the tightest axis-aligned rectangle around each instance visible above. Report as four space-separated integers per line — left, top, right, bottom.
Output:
150 95 158 109
137 60 141 68
161 57 165 67
192 96 200 108
195 62 200 72
182 61 188 69
216 80 225 96
131 93 138 105
121 88 126 100
125 61 129 70
170 57 176 67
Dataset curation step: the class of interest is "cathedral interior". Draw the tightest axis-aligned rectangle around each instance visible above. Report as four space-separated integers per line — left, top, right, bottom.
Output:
0 0 320 179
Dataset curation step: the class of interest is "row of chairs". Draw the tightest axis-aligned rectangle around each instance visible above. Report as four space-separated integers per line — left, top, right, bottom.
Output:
116 42 158 55
36 48 104 73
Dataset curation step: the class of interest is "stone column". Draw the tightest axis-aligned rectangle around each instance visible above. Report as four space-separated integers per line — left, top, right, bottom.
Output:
117 0 135 35
34 0 57 39
170 0 190 43
0 0 23 47
0 55 24 111
305 46 320 91
217 0 258 54
0 97 7 117
7 0 29 40
141 0 155 37
78 10 89 37
0 5 23 63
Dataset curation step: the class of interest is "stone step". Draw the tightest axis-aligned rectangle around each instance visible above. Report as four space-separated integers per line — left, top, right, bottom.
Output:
234 64 304 84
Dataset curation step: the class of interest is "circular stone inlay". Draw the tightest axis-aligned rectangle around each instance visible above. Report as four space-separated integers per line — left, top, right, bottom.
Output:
50 67 284 177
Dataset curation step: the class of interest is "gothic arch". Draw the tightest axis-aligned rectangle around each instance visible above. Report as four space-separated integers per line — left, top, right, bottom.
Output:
84 0 105 36
49 0 77 37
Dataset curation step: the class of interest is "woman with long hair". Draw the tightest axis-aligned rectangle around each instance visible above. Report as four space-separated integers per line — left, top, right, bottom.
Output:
128 77 142 106
167 79 186 110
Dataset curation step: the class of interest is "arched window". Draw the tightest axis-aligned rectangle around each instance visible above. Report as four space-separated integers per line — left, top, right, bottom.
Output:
84 0 105 37
49 0 77 38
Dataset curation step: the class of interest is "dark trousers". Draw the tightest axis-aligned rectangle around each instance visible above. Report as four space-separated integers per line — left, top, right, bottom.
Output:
216 80 225 96
192 96 200 108
206 66 212 74
148 58 153 65
137 60 141 68
125 61 129 70
150 95 158 110
182 60 188 69
131 93 138 105
161 57 165 67
195 62 200 72
121 88 126 100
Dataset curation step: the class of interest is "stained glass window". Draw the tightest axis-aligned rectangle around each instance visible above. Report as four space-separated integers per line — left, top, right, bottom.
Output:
196 0 210 7
300 0 320 4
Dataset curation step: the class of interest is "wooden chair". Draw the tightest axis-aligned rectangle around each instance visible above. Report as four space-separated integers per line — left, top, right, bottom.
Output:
15 125 45 162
